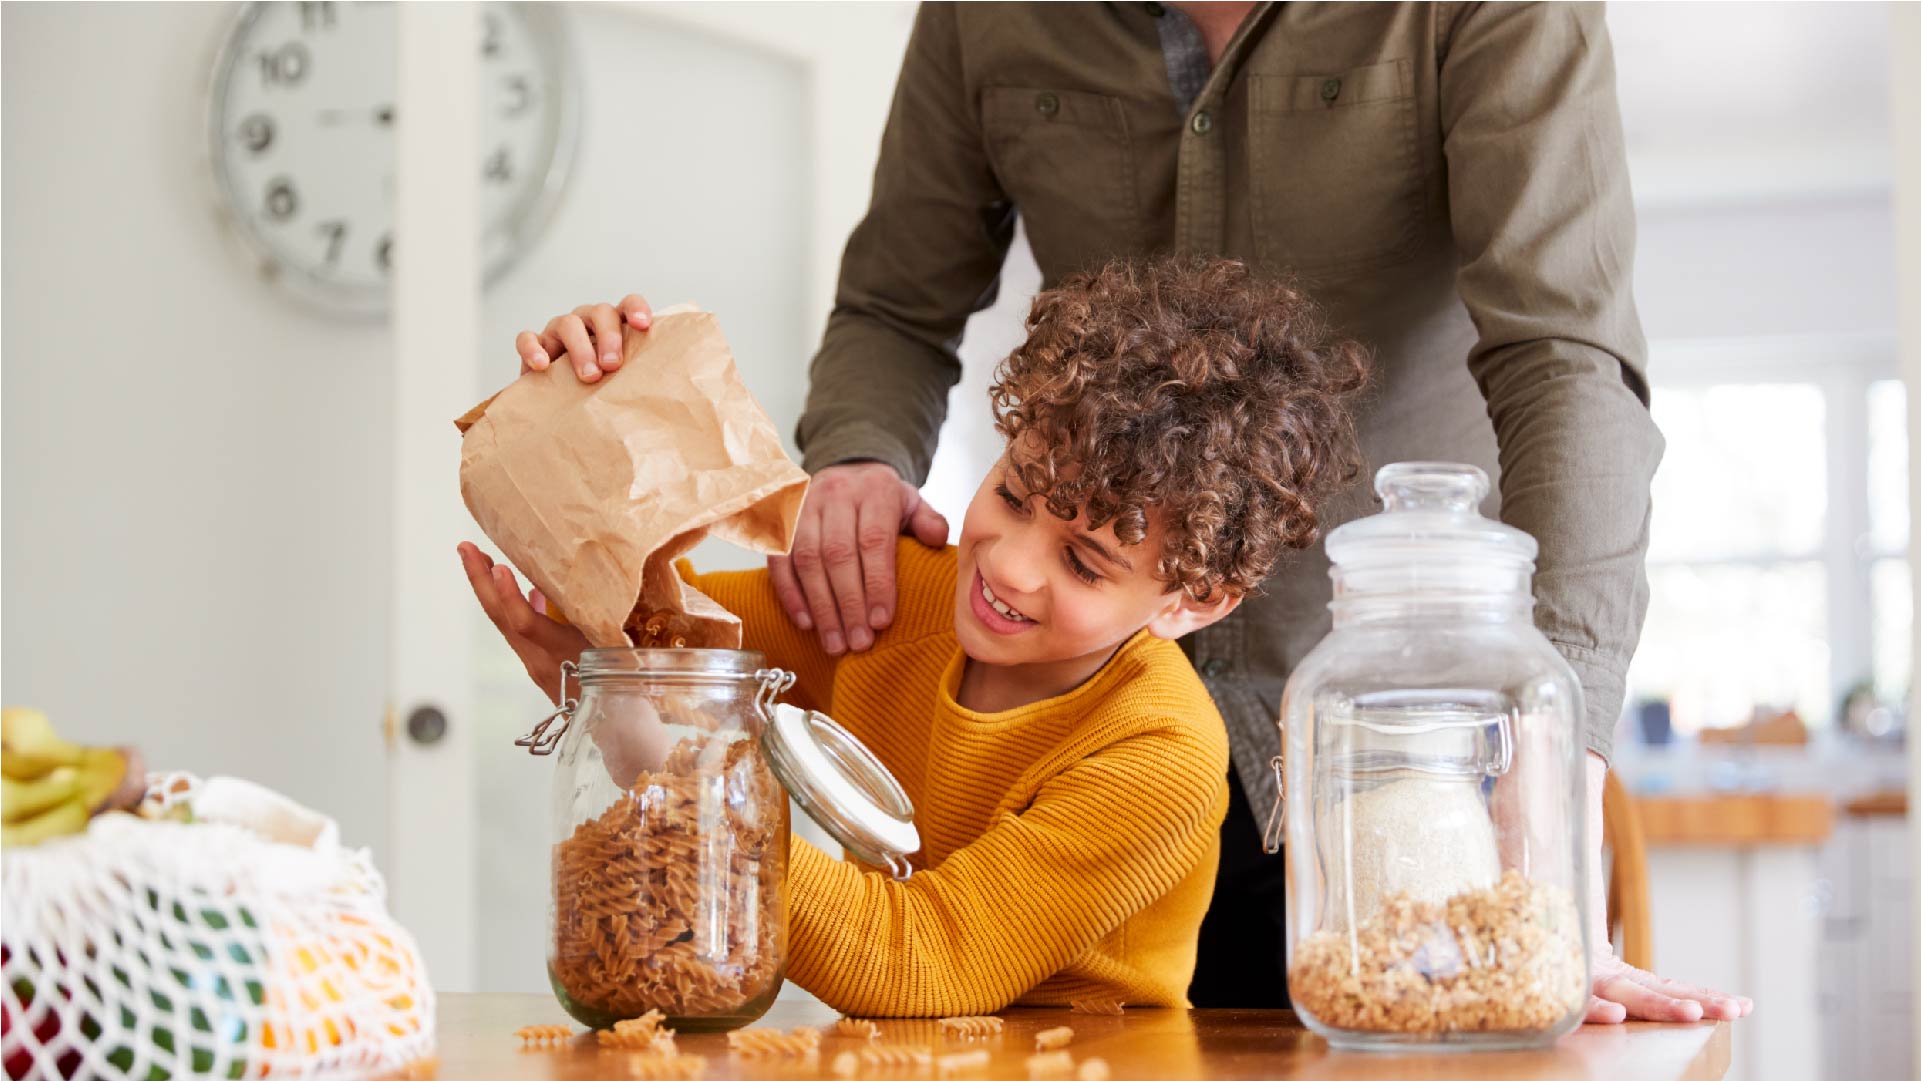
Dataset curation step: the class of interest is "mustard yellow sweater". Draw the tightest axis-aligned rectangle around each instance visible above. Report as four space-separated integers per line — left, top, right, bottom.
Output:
685 540 1229 1017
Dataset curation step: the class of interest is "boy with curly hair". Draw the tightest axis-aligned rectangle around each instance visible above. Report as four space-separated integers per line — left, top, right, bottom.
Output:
462 255 1367 1015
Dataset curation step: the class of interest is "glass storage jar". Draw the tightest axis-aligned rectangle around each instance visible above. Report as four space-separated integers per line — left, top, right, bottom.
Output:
517 648 917 1031
1274 463 1589 1050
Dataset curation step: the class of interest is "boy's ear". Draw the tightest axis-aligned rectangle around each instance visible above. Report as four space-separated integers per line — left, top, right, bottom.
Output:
1145 588 1243 641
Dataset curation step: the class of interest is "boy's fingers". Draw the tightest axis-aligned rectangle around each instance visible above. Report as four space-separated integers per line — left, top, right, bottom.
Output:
1634 972 1746 1020
767 555 813 631
820 499 872 651
855 496 900 633
549 314 601 382
582 303 623 371
516 330 550 371
788 515 848 655
619 294 653 329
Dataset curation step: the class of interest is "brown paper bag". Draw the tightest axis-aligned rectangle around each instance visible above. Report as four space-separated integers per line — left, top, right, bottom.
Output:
456 304 808 648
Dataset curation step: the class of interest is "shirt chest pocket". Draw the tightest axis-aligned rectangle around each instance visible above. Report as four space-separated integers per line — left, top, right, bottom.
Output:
1248 60 1421 278
981 87 1144 276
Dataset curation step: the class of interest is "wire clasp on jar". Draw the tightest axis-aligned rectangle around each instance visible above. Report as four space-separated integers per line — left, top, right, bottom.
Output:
752 668 797 721
515 659 580 756
1262 754 1286 854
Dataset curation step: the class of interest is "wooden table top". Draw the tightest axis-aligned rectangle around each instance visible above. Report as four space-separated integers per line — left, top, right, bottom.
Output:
429 992 1731 1080
1636 792 1836 846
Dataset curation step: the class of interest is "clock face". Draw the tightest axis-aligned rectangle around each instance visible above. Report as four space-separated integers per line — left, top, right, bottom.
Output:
207 1 577 315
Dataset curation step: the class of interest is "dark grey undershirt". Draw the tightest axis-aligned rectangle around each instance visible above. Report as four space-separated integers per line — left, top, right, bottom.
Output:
1155 5 1211 116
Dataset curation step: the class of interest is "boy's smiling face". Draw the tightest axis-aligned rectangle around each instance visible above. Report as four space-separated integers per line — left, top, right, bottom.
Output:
951 453 1239 674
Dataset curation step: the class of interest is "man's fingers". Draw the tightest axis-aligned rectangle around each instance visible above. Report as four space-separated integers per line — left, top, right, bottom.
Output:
1629 971 1747 1020
619 294 653 329
458 543 508 627
903 486 950 548
856 495 901 632
581 302 624 372
1584 995 1627 1024
819 498 872 651
767 555 813 631
789 516 848 655
1594 974 1704 1023
516 330 550 371
548 313 601 382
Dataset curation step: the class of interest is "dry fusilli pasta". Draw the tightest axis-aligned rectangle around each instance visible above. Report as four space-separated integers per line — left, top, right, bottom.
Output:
551 735 786 1021
936 1016 1003 1039
1070 998 1125 1016
726 1025 822 1057
1033 1026 1074 1051
835 1017 881 1040
626 1055 706 1080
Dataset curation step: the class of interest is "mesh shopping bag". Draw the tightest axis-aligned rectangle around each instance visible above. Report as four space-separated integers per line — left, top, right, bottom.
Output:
2 775 434 1079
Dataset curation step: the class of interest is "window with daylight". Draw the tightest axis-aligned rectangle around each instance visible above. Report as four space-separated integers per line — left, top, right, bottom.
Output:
1623 340 1909 736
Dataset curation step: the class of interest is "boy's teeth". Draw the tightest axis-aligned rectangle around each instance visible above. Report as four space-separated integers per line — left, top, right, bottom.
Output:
981 579 1029 623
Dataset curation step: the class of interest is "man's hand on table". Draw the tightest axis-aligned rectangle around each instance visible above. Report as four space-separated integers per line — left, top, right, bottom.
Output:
768 462 950 656
1583 754 1754 1023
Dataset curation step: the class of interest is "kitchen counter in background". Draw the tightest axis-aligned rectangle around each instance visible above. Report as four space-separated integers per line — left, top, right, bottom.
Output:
1611 739 1910 1081
430 993 1732 1080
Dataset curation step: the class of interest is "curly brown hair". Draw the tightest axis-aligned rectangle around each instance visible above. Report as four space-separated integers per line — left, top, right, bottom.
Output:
989 255 1369 601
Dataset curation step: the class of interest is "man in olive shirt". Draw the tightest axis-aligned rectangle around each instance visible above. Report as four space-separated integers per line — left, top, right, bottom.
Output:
525 1 1749 1022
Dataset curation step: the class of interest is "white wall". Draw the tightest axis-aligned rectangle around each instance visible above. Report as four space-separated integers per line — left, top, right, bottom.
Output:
2 1 394 853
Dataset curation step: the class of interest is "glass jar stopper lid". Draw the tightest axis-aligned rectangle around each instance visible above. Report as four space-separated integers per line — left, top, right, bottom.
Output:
763 703 921 878
1324 462 1538 570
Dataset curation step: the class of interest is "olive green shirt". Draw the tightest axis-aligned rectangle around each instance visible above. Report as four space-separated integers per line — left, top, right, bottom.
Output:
796 1 1660 811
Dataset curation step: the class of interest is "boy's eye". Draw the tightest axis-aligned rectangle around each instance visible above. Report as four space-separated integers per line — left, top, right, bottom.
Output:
995 483 1027 514
1066 547 1102 585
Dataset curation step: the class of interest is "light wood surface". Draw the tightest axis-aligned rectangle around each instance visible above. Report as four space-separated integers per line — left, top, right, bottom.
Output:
1842 788 1907 817
1636 793 1835 846
1604 769 1654 969
425 992 1731 1080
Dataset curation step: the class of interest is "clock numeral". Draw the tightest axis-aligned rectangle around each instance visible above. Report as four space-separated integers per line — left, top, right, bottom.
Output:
264 178 299 222
256 42 310 89
484 147 513 185
238 113 275 155
481 13 503 59
316 220 347 266
502 75 534 117
298 2 335 32
376 234 394 274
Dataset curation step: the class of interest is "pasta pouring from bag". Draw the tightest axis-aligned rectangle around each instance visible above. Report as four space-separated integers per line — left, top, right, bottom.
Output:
455 303 809 650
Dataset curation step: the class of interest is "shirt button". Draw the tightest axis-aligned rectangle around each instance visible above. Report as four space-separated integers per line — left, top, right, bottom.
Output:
1201 658 1227 678
1320 78 1342 103
1035 92 1060 118
1190 109 1213 135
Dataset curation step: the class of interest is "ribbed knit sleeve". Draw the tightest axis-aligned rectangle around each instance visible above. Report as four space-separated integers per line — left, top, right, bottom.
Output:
677 562 839 715
784 726 1227 1017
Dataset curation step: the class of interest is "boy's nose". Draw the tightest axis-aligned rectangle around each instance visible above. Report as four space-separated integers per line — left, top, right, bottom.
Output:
980 540 1047 599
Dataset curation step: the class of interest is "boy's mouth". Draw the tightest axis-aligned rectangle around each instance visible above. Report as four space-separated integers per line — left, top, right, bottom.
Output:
970 570 1036 635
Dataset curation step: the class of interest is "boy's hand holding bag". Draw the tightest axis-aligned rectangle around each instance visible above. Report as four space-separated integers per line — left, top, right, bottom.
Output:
456 304 809 651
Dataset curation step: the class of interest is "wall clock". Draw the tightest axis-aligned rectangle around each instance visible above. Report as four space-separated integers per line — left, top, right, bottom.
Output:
206 1 578 316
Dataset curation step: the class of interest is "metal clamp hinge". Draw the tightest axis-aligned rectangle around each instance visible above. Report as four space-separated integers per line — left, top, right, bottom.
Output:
515 659 579 756
1261 754 1286 854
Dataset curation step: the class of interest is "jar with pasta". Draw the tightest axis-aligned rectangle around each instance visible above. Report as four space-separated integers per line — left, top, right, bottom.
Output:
1271 463 1590 1051
517 648 918 1032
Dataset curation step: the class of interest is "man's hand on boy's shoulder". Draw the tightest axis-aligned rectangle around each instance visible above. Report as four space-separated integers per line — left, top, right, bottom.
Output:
514 294 654 383
769 462 950 658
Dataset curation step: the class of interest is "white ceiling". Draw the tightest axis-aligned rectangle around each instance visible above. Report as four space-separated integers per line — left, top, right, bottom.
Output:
1605 1 1893 208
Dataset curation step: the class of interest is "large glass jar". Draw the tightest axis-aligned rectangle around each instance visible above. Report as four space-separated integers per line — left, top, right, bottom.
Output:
516 648 917 1032
1276 463 1589 1050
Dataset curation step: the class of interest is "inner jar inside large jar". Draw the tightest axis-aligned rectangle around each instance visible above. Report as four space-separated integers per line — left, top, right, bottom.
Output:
547 649 790 1031
1290 688 1586 1041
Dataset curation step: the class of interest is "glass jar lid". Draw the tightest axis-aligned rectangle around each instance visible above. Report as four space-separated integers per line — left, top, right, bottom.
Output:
763 704 921 877
1324 462 1537 595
